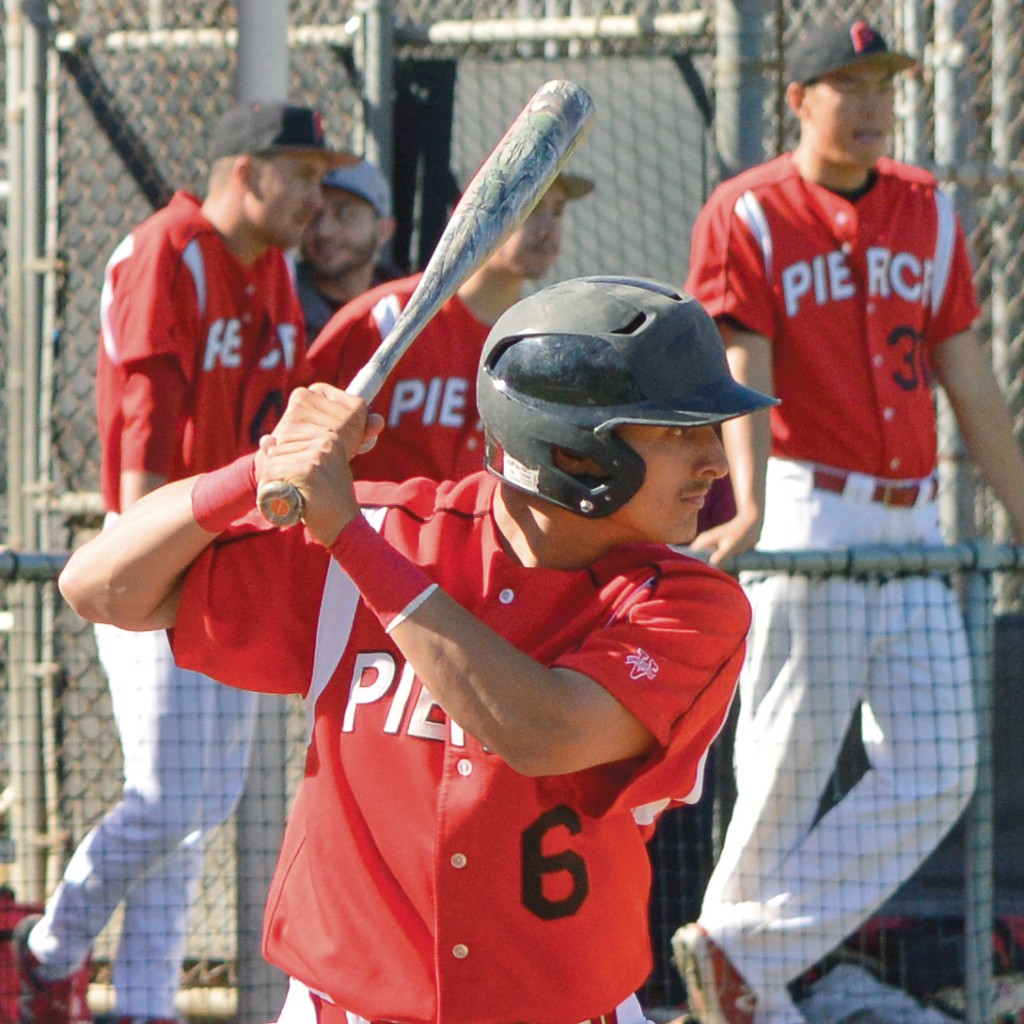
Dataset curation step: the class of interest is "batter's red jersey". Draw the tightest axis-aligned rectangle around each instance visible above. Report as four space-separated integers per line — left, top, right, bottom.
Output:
686 155 980 480
172 471 749 1024
301 274 488 483
97 191 305 512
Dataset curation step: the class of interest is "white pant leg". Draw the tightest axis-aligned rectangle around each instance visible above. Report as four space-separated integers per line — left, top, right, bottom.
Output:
31 625 257 1017
700 574 870 1021
113 632 258 1018
273 978 649 1024
699 462 976 1022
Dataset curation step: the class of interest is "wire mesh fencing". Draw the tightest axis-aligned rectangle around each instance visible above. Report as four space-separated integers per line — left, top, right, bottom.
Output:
4 1 1024 1022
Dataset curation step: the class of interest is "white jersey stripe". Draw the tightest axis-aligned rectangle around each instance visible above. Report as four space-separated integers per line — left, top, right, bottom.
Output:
101 233 207 367
304 506 388 745
99 233 135 367
734 189 773 279
371 293 402 341
931 189 956 315
181 237 207 321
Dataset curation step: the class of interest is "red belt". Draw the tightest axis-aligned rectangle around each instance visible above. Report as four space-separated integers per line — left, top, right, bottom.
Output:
812 469 937 508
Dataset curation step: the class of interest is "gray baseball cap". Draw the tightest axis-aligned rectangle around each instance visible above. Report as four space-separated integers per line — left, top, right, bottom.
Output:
321 159 393 218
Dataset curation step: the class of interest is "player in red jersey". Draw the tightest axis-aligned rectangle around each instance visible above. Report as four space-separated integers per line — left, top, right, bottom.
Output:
15 102 352 1024
300 171 593 483
57 276 776 1024
673 18 1024 1024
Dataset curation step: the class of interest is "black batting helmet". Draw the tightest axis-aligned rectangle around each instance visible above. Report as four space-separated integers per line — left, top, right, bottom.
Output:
477 275 777 517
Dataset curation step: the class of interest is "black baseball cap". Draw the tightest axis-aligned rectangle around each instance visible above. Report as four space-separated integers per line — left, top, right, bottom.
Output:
210 101 356 167
786 17 917 85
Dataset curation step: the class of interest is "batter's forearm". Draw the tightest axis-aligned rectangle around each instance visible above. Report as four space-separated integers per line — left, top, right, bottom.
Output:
389 592 654 777
59 477 212 630
327 515 653 776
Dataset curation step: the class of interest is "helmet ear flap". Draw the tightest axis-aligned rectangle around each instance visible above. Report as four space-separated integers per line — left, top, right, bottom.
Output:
484 420 647 518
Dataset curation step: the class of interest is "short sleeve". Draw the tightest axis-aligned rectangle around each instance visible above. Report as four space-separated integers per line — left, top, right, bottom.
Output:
555 564 749 817
171 521 330 695
686 187 779 340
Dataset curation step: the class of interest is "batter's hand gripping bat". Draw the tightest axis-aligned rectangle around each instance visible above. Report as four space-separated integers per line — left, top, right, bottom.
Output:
256 78 596 527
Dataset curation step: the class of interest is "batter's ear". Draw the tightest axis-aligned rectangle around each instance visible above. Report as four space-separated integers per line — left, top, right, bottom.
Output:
552 447 606 480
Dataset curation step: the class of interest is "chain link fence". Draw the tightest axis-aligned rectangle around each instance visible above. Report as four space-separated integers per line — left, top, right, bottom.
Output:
4 0 1024 1021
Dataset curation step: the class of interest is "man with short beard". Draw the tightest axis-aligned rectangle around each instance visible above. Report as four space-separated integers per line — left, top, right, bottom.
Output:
295 159 401 338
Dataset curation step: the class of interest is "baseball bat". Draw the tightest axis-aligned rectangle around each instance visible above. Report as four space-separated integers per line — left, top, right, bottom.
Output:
257 78 595 527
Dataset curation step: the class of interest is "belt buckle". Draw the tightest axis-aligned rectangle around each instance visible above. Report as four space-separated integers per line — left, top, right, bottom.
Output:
878 482 898 506
877 481 917 506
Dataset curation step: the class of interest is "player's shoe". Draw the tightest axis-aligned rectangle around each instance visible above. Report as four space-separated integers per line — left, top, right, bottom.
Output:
673 923 756 1024
12 913 90 1024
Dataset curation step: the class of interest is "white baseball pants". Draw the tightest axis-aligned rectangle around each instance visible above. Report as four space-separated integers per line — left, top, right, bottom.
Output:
29 624 257 1018
275 977 652 1024
698 459 977 1024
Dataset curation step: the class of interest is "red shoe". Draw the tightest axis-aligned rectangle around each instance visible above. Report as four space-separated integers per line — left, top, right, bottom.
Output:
12 914 91 1024
673 923 756 1024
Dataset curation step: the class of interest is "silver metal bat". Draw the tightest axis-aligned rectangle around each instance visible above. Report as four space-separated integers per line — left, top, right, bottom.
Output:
257 79 596 527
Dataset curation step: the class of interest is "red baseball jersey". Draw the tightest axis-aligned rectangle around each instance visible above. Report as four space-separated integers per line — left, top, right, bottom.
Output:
686 155 980 480
172 471 749 1024
98 191 305 512
301 274 488 483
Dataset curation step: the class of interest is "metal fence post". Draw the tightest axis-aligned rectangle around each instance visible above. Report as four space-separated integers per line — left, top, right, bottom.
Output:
932 0 975 547
961 544 996 1024
234 3 292 1020
988 0 1024 606
713 0 768 178
358 0 394 176
4 0 51 908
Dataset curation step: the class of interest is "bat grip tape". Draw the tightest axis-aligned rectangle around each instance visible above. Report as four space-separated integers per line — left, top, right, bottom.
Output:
330 514 438 633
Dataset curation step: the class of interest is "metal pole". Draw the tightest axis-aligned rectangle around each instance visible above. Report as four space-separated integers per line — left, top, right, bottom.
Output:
360 0 394 173
961 548 996 1024
22 0 64 900
4 0 49 906
988 0 1023 573
932 0 974 547
713 0 767 179
895 0 926 164
233 6 291 1020
235 0 288 103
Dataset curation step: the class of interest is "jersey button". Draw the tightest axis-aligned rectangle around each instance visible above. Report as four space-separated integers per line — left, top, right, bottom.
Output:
456 758 473 776
499 588 515 604
452 944 469 959
883 407 895 421
450 853 467 868
890 458 902 471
